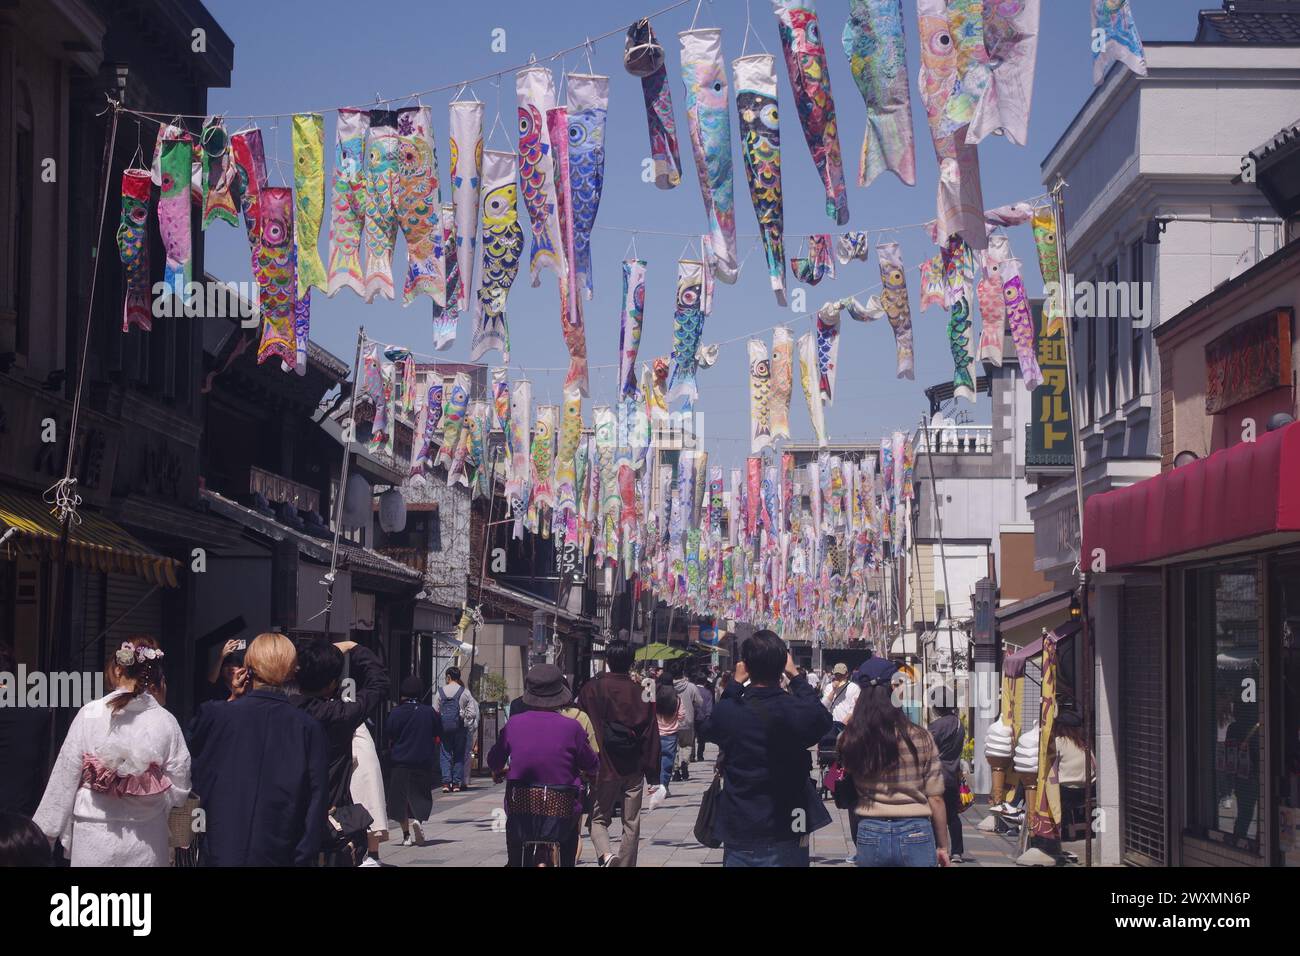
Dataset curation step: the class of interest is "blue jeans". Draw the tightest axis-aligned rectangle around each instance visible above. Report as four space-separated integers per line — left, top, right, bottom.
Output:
659 734 678 787
723 840 810 868
854 816 938 867
440 728 467 785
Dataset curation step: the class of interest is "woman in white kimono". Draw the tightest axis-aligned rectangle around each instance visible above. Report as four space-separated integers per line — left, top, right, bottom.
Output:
34 637 191 867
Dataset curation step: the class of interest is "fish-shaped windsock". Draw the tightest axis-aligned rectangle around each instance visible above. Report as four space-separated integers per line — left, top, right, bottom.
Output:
472 150 523 363
843 0 916 187
734 53 786 306
566 73 608 300
680 28 738 284
117 169 153 333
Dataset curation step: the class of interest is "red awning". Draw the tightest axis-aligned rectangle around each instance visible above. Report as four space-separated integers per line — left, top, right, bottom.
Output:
1082 421 1300 570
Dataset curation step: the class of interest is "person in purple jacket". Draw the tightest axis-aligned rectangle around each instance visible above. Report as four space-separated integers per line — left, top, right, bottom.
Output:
488 664 598 866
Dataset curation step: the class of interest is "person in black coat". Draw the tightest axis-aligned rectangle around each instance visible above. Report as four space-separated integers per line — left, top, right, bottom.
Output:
0 643 51 817
699 630 833 868
190 633 328 867
386 676 438 846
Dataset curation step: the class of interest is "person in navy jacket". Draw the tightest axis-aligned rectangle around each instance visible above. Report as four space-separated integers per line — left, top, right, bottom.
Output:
190 633 329 867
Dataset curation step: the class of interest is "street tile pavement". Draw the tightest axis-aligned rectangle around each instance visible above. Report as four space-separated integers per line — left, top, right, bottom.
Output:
378 744 1026 868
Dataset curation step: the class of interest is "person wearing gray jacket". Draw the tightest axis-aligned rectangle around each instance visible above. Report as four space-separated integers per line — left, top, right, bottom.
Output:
669 660 703 781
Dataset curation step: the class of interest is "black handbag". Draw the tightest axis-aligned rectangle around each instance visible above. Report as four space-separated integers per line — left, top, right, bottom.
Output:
833 772 859 810
693 757 724 849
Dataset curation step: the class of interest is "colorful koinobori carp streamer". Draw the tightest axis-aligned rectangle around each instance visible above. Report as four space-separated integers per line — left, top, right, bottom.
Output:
412 381 444 475
566 73 609 300
734 53 786 305
357 344 386 450
255 187 297 367
472 150 524 363
1092 0 1147 86
977 233 1010 365
942 235 977 403
596 405 621 561
798 330 828 447
231 127 267 262
507 379 532 536
556 386 583 541
967 0 1039 147
859 241 915 379
326 109 370 297
491 366 511 433
770 326 794 439
815 302 841 403
467 401 493 499
431 202 460 349
529 405 558 529
843 0 916 188
666 259 707 403
772 0 849 226
117 169 153 333
361 110 401 302
680 28 739 285
791 233 836 286
919 251 946 312
1032 205 1064 336
158 130 192 302
436 371 471 471
292 113 327 296
546 104 589 395
449 99 483 317
1001 249 1044 390
627 19 683 190
917 0 987 250
393 106 446 307
836 231 870 265
201 120 239 229
618 259 647 400
517 65 567 289
749 338 772 453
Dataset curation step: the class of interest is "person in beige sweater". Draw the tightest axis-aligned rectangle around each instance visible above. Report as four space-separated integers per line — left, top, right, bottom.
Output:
837 657 950 867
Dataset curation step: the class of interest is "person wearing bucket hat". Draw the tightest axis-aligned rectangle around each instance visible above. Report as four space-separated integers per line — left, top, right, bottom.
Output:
487 665 598 866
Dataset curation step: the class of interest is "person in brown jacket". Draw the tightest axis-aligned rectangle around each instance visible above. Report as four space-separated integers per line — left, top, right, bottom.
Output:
576 641 660 867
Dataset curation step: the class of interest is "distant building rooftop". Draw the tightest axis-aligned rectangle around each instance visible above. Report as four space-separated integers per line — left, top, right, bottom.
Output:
1196 1 1300 44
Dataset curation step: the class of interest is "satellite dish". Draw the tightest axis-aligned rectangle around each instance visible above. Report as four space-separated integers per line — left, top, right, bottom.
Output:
342 474 372 529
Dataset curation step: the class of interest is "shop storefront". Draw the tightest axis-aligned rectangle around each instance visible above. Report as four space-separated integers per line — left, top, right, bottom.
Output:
1084 420 1300 866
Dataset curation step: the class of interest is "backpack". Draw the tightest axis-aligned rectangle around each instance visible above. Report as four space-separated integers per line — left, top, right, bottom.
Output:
440 686 465 733
602 720 644 770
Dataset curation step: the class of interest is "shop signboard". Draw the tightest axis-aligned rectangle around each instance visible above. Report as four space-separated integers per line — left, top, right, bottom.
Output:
1205 308 1292 414
1026 301 1074 470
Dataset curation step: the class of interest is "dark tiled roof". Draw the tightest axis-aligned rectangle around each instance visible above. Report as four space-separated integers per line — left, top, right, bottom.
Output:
1197 2 1300 44
1245 120 1300 164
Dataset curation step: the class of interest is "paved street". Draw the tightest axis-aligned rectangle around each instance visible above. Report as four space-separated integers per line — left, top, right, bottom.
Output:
377 744 1031 868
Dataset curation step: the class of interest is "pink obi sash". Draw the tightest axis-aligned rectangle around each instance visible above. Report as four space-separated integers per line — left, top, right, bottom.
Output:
80 753 171 798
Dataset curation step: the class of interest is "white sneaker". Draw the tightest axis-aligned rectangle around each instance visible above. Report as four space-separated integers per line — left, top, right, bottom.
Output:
401 836 413 847
411 821 425 845
359 856 382 867
648 786 667 811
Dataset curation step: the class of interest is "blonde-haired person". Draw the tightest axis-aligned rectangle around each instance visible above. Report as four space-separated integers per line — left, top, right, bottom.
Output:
33 636 191 866
190 632 329 866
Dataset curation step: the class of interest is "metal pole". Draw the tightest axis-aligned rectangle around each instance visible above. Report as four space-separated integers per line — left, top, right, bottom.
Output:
919 417 955 646
324 326 366 638
1051 176 1095 867
468 440 504 680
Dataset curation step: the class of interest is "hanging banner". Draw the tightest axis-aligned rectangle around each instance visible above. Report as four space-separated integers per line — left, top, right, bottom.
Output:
393 106 445 307
567 72 609 300
773 0 850 225
326 109 369 297
968 0 1039 146
508 379 533 526
1002 252 1045 391
942 236 977 403
861 241 915 380
431 202 460 350
667 259 707 402
292 113 327 296
556 386 583 540
628 19 684 190
201 120 238 230
412 380 444 475
472 149 523 362
843 0 916 188
436 371 472 471
530 404 558 524
815 303 841 404
117 168 153 333
1026 299 1072 468
618 259 648 400
734 53 787 305
791 233 836 286
977 233 1011 365
449 99 484 314
517 65 567 288
158 130 193 302
254 187 297 366
547 104 589 395
1032 205 1065 336
680 28 739 284
770 326 794 439
361 110 401 302
798 330 827 447
1091 0 1147 86
749 338 772 453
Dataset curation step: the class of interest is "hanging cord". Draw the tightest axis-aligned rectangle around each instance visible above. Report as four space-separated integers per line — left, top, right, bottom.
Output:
740 0 769 56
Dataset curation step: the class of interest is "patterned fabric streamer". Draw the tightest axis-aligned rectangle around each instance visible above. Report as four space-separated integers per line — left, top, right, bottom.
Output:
734 53 786 305
1032 205 1064 336
1002 252 1044 390
667 259 707 403
326 109 370 297
361 110 401 302
201 121 239 229
158 131 192 302
436 371 471 471
977 234 1009 365
393 106 445 307
556 386 583 541
1092 0 1147 86
472 150 523 362
491 366 511 434
919 253 946 312
680 28 738 284
230 128 267 260
746 457 762 539
835 231 869 265
255 187 297 367
618 259 647 400
968 0 1039 146
815 303 840 403
772 0 849 225
507 380 532 532
517 65 567 288
567 73 608 300
943 237 977 403
431 203 460 350
530 405 558 525
292 113 327 295
412 381 443 475
448 411 474 489
791 234 835 285
546 105 589 395
634 24 684 190
843 0 916 187
749 338 772 454
467 401 491 499
859 242 915 380
798 330 827 447
449 100 484 314
596 406 620 561
769 326 794 439
287 286 310 377
117 169 153 332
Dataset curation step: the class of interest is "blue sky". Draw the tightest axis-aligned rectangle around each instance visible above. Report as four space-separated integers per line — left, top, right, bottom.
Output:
200 0 1212 472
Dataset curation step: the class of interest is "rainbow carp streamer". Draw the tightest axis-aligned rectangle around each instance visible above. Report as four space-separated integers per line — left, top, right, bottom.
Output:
772 0 849 226
734 53 786 305
680 28 738 284
842 0 916 188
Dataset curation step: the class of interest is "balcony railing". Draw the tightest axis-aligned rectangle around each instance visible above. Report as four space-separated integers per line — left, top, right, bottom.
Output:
913 424 992 455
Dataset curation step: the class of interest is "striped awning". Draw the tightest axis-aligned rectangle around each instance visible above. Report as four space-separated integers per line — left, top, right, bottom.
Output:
0 491 180 588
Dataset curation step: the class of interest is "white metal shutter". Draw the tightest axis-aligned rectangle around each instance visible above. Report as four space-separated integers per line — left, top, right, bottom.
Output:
1120 584 1166 865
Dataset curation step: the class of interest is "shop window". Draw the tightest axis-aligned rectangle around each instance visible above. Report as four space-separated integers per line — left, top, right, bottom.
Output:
1187 562 1262 852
